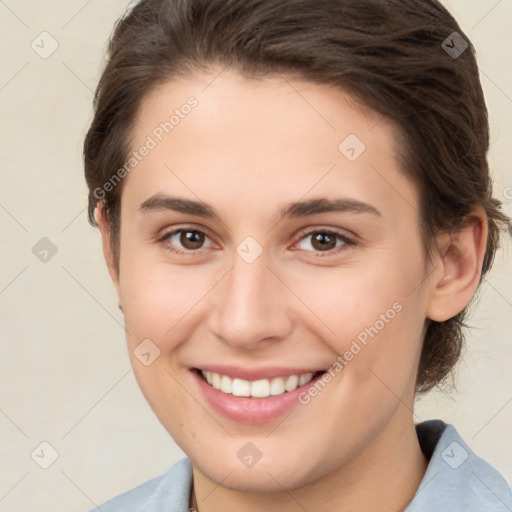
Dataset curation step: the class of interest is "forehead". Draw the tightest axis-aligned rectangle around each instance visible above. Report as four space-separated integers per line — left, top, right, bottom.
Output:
122 67 418 225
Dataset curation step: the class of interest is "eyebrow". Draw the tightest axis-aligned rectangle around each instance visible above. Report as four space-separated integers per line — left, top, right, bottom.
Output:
139 194 382 220
280 197 382 219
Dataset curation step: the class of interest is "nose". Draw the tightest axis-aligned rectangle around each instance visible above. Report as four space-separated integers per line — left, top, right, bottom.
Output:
207 252 294 350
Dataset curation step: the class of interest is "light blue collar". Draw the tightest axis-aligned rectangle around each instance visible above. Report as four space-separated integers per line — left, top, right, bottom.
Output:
405 420 511 511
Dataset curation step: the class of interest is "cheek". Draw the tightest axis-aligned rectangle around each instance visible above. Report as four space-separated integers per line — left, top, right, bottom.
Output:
118 252 222 358
118 257 204 433
289 256 426 388
289 256 421 338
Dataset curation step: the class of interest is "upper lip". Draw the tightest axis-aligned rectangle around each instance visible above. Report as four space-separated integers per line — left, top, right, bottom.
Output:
193 365 325 381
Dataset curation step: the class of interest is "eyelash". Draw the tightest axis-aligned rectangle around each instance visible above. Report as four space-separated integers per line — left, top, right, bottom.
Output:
157 226 355 257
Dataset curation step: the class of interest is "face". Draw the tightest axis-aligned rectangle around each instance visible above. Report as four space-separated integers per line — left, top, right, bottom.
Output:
105 68 436 491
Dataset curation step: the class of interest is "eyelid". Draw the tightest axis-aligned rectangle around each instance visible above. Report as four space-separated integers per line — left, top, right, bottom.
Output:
157 222 213 240
293 225 355 244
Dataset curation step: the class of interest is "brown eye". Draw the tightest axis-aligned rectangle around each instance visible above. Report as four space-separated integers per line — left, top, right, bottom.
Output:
295 229 354 255
160 227 214 255
178 230 205 250
310 232 337 251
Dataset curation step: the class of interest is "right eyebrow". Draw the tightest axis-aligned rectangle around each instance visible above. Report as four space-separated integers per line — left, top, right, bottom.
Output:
139 194 221 220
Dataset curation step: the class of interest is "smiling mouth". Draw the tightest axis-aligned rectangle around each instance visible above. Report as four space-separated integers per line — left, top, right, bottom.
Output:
194 369 324 398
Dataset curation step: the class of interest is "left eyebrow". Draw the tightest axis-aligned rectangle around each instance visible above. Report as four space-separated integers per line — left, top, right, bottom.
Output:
279 197 382 219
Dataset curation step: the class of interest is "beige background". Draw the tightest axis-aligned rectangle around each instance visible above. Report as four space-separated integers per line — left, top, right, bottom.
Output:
0 1 511 510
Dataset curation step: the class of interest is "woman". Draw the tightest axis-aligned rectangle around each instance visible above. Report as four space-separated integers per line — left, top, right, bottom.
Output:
84 0 512 510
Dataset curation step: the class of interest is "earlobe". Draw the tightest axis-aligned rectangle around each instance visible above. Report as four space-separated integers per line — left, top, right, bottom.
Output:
94 202 121 300
426 207 488 322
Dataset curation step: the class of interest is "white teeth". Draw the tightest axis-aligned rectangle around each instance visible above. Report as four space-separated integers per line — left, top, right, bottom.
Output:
232 378 251 397
220 375 232 394
284 374 299 391
200 370 316 398
269 377 285 396
211 372 221 390
251 379 270 398
299 373 313 386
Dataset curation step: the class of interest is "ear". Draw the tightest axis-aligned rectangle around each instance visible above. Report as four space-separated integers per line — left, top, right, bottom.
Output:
94 202 121 303
426 205 488 322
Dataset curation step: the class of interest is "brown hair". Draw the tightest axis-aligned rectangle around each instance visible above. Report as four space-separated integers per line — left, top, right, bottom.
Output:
84 0 510 393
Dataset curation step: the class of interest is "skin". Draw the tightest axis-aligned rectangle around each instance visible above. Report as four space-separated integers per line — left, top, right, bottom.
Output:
96 67 488 512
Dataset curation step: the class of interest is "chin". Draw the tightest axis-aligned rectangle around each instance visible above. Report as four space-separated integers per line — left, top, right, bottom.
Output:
188 440 331 493
197 461 310 492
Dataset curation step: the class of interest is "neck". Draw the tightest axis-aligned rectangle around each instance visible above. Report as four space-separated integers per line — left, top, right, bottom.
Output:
191 413 428 512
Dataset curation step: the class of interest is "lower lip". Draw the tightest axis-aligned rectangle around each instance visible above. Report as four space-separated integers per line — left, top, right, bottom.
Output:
190 370 325 424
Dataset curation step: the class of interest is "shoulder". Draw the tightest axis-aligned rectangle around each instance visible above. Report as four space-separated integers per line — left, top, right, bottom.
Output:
407 420 512 511
88 457 193 512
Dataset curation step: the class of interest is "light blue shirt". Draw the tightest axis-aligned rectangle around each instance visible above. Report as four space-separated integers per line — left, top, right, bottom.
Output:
89 420 512 511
